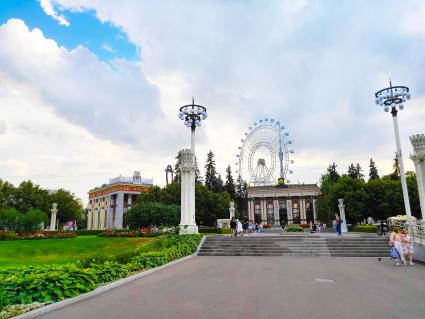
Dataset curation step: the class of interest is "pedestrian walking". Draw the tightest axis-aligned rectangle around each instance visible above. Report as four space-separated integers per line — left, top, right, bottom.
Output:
401 227 415 266
389 227 407 266
236 219 243 236
230 217 236 237
242 217 249 234
335 213 342 236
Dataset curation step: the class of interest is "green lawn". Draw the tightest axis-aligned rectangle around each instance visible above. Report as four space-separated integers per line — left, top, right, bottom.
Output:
0 236 151 267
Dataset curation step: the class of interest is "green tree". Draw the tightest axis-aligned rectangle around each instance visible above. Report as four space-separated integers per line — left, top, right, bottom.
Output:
204 150 219 191
126 202 180 229
173 152 182 183
327 162 340 183
368 158 379 180
224 165 236 200
195 156 202 184
216 174 224 193
12 181 50 214
391 153 400 180
0 179 15 208
19 208 48 231
0 207 20 230
49 189 84 224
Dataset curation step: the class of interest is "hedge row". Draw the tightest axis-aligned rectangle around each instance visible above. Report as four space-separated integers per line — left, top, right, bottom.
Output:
352 225 378 233
0 234 203 309
198 227 232 234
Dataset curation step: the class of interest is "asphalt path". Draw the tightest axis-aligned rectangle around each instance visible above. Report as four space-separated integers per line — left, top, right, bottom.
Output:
35 256 425 319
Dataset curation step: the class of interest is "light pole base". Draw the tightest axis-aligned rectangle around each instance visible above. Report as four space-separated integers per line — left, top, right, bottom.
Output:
179 224 199 234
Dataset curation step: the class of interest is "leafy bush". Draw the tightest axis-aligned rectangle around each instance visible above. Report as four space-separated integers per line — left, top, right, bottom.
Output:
217 228 232 234
98 227 176 238
0 234 203 309
75 230 104 236
198 227 219 233
353 225 378 233
286 225 304 232
126 202 180 229
0 230 77 241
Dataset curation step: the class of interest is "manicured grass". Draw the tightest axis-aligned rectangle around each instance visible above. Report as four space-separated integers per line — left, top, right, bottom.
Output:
0 236 151 268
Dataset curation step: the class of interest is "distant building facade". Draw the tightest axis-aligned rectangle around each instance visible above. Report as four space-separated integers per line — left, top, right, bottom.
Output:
246 184 321 225
87 171 153 229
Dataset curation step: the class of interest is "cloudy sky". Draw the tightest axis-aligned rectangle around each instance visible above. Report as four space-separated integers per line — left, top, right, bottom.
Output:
0 0 424 203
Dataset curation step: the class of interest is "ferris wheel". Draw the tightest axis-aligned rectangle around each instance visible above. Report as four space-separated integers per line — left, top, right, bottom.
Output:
236 118 294 186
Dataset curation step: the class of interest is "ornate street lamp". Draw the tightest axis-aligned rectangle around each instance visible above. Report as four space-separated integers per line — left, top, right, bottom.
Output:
178 98 208 154
374 80 412 220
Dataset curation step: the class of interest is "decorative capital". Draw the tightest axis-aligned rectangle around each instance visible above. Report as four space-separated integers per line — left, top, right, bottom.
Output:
410 134 425 156
179 149 195 171
338 198 345 207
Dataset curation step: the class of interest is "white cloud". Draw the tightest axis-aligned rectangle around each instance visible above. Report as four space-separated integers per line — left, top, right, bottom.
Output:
101 43 114 53
0 120 7 134
39 0 70 26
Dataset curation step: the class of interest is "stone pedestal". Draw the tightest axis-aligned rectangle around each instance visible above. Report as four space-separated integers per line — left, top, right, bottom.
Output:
229 202 235 219
338 198 348 233
50 203 58 231
410 134 425 220
179 149 198 234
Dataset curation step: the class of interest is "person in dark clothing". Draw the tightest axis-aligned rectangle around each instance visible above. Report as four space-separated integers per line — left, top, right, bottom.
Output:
230 217 237 237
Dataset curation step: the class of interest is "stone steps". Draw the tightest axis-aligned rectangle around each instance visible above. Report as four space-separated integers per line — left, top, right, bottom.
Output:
198 235 390 257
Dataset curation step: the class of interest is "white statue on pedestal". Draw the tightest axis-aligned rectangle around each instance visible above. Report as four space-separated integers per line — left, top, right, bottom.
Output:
179 149 198 234
50 203 58 231
338 198 348 233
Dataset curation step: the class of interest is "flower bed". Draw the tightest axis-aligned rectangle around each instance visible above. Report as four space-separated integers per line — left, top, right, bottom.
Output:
0 230 77 241
0 234 202 311
98 227 177 237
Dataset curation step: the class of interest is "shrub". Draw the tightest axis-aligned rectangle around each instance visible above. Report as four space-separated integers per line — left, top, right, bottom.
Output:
353 225 378 233
199 227 219 233
286 225 304 232
217 228 232 234
126 202 179 229
75 230 104 236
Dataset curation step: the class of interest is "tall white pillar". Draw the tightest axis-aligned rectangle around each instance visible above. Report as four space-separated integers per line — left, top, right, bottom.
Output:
261 199 267 224
100 210 106 229
273 199 280 225
313 198 317 222
410 134 425 220
50 203 58 231
128 194 132 208
229 202 235 219
392 113 412 219
106 195 113 229
286 199 293 224
179 149 198 234
87 209 92 230
248 199 254 221
338 198 348 233
115 192 124 229
300 198 306 223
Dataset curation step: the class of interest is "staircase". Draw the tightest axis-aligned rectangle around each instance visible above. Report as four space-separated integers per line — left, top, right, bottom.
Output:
198 235 389 257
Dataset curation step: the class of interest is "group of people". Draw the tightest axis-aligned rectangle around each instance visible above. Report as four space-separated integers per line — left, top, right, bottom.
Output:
389 226 415 266
229 217 263 236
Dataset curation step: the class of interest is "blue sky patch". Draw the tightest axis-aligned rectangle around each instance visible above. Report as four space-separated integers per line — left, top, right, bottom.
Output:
0 0 140 62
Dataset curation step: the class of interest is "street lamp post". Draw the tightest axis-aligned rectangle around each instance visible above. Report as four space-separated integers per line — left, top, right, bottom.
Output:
178 98 208 155
177 98 208 234
375 80 412 220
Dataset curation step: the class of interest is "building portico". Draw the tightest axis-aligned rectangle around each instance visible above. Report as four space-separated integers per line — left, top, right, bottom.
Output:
247 184 321 225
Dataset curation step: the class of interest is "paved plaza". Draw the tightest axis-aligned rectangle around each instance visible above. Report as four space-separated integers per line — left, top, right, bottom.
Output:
35 256 425 319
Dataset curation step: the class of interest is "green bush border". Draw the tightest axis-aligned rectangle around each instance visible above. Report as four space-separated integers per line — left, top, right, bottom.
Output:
352 225 378 233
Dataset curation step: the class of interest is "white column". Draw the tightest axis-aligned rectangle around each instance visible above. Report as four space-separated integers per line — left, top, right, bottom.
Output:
229 202 235 219
128 194 132 208
106 195 113 229
313 198 317 222
338 198 348 233
273 199 279 225
93 210 99 230
115 192 124 229
50 203 58 231
261 199 267 224
300 198 306 223
286 199 293 224
414 159 425 220
248 200 254 221
392 114 411 219
179 149 198 234
100 210 105 229
87 209 92 230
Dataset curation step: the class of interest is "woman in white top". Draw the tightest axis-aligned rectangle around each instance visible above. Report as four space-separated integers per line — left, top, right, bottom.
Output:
401 227 415 266
389 227 407 266
236 219 243 236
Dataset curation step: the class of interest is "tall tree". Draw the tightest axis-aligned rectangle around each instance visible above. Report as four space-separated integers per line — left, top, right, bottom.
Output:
194 156 203 184
173 152 182 183
224 165 236 199
355 163 364 179
391 152 400 180
347 163 357 179
204 150 218 191
369 158 379 180
215 174 225 193
327 162 340 183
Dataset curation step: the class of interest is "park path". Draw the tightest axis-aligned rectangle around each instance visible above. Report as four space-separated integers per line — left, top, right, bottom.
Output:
35 256 425 319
